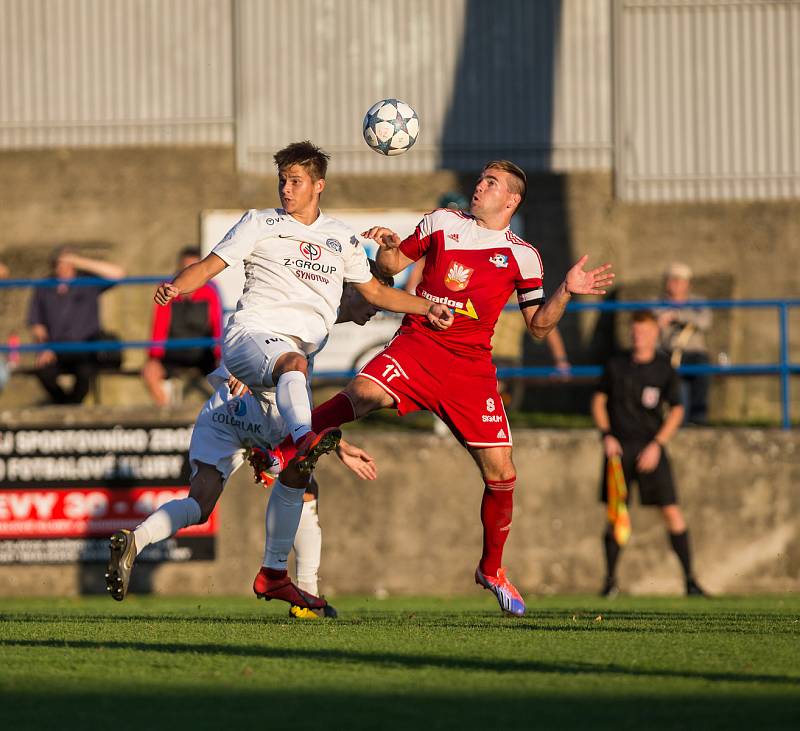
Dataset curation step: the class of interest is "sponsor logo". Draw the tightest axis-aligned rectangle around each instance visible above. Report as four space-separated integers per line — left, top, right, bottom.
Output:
226 398 247 417
486 398 495 413
299 242 322 260
325 238 342 253
447 233 460 242
264 337 283 345
349 235 360 248
211 413 263 434
294 270 330 284
482 414 503 423
641 386 661 409
419 289 478 320
444 261 473 291
496 429 507 439
264 217 280 225
278 233 294 238
489 253 508 268
283 258 337 274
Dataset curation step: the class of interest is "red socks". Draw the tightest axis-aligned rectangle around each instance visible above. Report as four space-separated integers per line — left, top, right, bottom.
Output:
479 478 515 578
277 392 356 462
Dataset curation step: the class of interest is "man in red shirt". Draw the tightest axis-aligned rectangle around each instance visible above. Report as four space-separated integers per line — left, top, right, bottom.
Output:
143 247 222 406
268 161 613 615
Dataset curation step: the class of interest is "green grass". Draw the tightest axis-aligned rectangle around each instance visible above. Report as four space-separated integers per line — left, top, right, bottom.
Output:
1 595 798 730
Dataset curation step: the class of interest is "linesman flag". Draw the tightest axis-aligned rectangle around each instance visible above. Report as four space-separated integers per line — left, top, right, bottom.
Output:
606 455 631 546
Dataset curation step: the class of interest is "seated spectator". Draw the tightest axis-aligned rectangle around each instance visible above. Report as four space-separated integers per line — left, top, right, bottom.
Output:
142 246 222 406
654 262 712 424
27 246 125 404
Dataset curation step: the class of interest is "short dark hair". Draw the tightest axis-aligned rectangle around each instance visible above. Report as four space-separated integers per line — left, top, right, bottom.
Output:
274 141 330 181
631 309 657 323
368 258 394 287
483 159 527 205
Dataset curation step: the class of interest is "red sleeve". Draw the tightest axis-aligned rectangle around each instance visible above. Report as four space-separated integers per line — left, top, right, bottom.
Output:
206 283 223 361
148 302 172 359
190 284 223 361
398 221 432 262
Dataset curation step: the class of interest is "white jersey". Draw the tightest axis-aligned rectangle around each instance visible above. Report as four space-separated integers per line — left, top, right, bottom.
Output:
212 208 372 354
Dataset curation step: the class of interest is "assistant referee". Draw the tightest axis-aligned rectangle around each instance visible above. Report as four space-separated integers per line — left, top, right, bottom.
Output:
591 310 706 597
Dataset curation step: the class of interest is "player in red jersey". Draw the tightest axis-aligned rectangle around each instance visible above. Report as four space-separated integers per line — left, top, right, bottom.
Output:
267 160 613 615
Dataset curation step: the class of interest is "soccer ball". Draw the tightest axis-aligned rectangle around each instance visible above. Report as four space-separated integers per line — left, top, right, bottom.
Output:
362 99 419 156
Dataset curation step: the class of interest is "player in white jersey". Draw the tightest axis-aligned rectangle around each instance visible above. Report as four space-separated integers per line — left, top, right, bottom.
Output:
153 141 453 606
155 142 451 447
107 268 388 612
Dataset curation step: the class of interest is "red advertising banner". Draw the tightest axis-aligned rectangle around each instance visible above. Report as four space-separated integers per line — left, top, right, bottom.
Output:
0 487 218 539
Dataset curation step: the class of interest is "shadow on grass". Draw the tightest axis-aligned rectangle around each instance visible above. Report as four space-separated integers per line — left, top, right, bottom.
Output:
2 608 796 635
2 638 798 686
1 687 798 731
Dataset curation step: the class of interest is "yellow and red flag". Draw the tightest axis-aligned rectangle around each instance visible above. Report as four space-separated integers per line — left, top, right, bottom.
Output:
606 455 631 546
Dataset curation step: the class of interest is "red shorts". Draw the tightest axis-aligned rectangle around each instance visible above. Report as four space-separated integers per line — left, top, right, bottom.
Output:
357 328 511 448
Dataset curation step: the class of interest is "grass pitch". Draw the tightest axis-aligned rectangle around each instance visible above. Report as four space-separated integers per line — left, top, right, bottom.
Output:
1 594 798 730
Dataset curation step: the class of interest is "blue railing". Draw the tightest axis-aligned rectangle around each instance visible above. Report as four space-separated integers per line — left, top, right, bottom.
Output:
0 277 797 427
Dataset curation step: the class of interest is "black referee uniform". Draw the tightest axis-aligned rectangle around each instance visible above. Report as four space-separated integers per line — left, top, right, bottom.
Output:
595 349 705 596
598 351 681 506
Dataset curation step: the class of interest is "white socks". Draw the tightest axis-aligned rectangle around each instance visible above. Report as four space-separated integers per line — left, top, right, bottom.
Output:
275 371 312 443
262 479 306 570
133 497 202 552
294 499 322 596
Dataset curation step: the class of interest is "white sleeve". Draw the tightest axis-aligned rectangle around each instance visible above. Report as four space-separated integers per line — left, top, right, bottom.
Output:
211 209 261 267
343 234 373 284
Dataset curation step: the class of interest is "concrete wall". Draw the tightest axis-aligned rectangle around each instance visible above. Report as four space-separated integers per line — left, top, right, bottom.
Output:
0 147 797 419
1 420 797 598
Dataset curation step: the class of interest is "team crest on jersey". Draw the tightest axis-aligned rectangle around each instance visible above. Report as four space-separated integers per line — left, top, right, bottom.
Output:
486 398 496 413
226 398 247 417
324 238 342 253
444 261 474 291
299 242 322 261
489 253 508 268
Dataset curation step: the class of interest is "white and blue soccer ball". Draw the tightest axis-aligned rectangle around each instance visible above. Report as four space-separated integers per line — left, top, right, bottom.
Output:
362 99 419 156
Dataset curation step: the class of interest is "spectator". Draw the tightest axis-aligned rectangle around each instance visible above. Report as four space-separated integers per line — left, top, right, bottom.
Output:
591 310 706 598
142 246 222 406
27 246 125 404
655 262 712 424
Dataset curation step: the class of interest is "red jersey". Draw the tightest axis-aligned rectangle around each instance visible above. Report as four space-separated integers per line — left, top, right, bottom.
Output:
399 208 545 358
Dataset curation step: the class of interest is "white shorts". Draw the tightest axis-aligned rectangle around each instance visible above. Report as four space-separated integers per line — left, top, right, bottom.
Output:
222 324 305 389
189 382 287 484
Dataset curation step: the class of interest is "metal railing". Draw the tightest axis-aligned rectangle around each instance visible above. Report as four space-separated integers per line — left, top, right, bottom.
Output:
0 277 797 427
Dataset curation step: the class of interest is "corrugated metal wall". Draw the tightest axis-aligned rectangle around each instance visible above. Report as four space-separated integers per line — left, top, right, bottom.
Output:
235 0 612 174
0 0 234 147
614 0 800 201
2 0 797 200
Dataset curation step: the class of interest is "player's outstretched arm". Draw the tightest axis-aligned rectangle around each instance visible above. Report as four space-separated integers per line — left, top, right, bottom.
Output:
352 278 454 330
336 439 377 480
154 253 227 305
524 255 613 339
362 227 416 277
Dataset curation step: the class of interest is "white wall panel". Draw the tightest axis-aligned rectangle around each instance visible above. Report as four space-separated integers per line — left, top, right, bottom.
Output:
614 0 800 201
235 0 612 174
0 0 234 147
